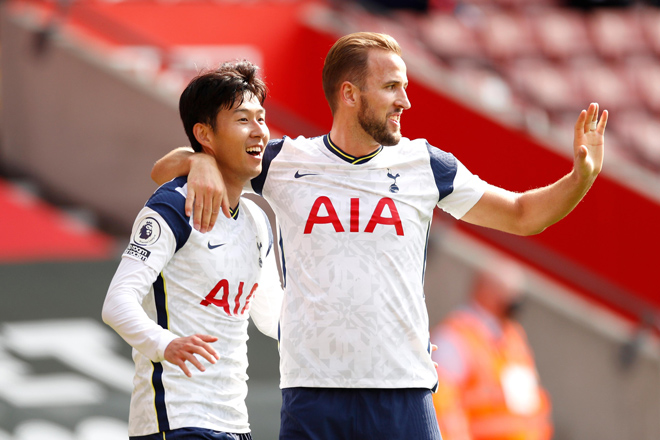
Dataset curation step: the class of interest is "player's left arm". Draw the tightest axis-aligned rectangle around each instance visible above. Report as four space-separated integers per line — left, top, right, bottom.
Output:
461 103 607 236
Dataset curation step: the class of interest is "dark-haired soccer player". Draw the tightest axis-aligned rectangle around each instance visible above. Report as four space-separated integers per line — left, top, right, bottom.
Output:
102 60 282 440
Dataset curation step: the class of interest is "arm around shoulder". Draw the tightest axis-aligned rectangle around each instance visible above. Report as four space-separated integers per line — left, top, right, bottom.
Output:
151 146 196 185
151 146 230 231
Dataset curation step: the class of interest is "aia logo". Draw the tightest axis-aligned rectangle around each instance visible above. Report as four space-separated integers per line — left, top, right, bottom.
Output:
304 196 404 236
200 279 258 316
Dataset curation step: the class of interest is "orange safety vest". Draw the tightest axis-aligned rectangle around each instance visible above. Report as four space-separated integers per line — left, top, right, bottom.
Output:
432 309 553 440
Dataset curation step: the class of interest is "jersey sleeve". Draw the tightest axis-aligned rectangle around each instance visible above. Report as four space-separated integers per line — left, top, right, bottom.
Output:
426 143 487 219
102 257 179 362
122 207 177 273
103 189 188 363
243 199 283 339
438 159 487 219
248 243 283 340
250 138 285 196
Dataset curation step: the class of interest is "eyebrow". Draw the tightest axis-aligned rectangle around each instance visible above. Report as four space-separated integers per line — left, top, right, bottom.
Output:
384 80 408 88
233 107 265 115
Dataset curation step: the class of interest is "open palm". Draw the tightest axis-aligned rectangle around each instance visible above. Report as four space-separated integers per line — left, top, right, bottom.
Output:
573 102 608 180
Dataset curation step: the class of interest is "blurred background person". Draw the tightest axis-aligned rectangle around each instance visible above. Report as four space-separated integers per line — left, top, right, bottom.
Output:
431 260 552 440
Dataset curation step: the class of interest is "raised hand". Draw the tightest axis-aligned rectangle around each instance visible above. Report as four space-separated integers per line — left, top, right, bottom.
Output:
573 102 608 181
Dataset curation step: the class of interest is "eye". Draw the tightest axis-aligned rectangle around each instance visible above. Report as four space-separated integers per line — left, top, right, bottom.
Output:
239 117 248 122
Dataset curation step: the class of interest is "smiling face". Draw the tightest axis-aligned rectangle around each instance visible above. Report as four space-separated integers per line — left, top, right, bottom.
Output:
356 50 411 146
196 93 269 189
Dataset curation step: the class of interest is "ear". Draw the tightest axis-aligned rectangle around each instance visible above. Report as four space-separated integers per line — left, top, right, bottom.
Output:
339 81 359 108
193 123 215 156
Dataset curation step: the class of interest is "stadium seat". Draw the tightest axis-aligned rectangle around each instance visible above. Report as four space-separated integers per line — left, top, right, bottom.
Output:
505 58 582 114
419 11 484 60
615 110 660 170
641 6 660 58
478 10 538 62
530 8 593 61
623 55 660 114
566 57 639 113
587 8 648 60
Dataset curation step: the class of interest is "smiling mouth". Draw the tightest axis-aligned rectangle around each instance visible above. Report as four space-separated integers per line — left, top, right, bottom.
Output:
246 145 263 156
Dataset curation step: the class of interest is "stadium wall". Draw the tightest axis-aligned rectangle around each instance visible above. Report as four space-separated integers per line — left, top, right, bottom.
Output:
0 8 187 233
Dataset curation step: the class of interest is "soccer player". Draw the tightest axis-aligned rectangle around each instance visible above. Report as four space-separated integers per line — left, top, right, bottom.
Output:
102 60 283 440
151 33 607 440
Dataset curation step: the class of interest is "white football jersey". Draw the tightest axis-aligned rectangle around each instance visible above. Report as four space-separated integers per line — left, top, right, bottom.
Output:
103 177 282 436
250 135 486 390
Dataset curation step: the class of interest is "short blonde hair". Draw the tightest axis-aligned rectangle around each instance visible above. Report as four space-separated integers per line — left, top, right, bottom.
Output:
322 32 401 114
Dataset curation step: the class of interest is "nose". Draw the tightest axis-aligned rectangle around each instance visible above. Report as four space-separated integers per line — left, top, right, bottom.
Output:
397 89 411 110
251 120 269 140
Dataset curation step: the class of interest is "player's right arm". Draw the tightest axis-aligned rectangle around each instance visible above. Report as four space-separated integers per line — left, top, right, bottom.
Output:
151 147 230 232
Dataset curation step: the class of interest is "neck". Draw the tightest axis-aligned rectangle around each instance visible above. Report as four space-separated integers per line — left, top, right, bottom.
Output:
330 114 380 158
220 174 244 212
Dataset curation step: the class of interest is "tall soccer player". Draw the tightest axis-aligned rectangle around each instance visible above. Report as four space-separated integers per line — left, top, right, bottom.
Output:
151 33 607 440
102 60 282 440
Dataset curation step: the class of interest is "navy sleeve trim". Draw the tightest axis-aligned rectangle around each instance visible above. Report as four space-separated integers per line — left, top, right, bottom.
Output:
251 138 285 195
426 141 458 203
146 177 192 252
260 209 274 257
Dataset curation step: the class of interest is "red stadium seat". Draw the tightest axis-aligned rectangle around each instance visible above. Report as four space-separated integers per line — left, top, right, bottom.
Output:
419 11 484 60
530 9 592 61
623 55 660 114
505 58 582 114
615 110 660 170
478 10 538 61
587 8 649 60
566 57 639 113
640 6 660 57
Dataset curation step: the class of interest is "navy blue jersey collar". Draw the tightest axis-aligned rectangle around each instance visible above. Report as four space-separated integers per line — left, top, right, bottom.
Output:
324 134 382 164
229 205 240 220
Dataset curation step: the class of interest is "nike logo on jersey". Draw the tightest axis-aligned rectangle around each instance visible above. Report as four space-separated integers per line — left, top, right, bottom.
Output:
208 242 226 250
294 171 319 179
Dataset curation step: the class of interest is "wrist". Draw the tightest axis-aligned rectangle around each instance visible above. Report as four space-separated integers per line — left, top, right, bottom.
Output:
569 167 596 189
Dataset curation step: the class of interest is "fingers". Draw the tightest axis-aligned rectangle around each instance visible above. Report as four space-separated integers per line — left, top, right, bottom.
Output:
185 188 195 218
210 193 221 230
164 335 220 377
585 102 599 133
221 194 231 219
176 359 192 378
193 195 205 232
577 103 607 133
597 109 609 135
574 109 587 135
199 190 215 234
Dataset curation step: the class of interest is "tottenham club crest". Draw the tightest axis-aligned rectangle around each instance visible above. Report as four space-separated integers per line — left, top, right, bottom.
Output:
133 217 161 246
387 168 400 193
